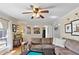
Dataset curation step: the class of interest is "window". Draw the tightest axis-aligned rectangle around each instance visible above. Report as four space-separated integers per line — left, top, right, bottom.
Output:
0 19 8 50
0 22 3 28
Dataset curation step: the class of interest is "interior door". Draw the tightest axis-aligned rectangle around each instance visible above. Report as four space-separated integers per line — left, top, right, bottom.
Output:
42 29 46 38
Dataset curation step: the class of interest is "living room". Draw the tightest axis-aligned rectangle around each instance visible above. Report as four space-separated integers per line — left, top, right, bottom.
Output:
0 3 79 55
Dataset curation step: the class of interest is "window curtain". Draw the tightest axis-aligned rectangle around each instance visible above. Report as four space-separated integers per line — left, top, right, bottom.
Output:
0 18 8 38
0 19 8 30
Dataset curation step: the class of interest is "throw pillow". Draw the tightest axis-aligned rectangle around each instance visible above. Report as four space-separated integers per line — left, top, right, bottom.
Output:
53 38 66 48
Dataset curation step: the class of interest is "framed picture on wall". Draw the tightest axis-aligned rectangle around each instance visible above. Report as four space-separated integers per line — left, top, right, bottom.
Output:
12 24 17 32
27 26 31 34
71 19 79 36
65 23 71 33
33 27 40 34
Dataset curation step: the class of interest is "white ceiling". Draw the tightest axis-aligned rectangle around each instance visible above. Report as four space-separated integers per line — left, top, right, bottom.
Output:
0 3 79 25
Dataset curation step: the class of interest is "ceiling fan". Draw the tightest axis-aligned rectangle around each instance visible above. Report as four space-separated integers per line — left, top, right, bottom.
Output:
22 5 54 19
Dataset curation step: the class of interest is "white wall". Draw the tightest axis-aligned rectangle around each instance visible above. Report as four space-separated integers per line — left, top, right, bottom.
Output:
46 25 53 38
26 25 53 39
60 7 79 41
52 20 61 38
7 21 13 50
16 22 54 41
26 25 43 39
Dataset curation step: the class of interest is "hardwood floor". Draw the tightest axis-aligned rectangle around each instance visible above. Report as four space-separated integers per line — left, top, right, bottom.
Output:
5 46 21 55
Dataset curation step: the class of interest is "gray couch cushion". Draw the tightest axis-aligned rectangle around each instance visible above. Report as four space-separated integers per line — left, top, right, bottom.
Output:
42 44 55 49
32 38 42 44
31 45 42 49
31 38 53 52
65 39 79 54
42 38 53 44
55 46 76 55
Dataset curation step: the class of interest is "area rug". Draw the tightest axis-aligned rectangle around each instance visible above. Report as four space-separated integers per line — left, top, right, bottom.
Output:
21 50 43 55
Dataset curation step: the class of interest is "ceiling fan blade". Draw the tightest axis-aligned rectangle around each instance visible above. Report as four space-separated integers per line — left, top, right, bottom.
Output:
30 5 33 7
40 15 44 18
30 5 34 8
22 12 32 14
40 10 49 13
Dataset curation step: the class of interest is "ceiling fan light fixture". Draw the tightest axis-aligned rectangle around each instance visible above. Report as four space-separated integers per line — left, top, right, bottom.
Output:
36 14 40 17
33 13 36 17
22 5 49 19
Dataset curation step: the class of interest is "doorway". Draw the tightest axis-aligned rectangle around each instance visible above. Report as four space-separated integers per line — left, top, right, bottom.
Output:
42 27 46 38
